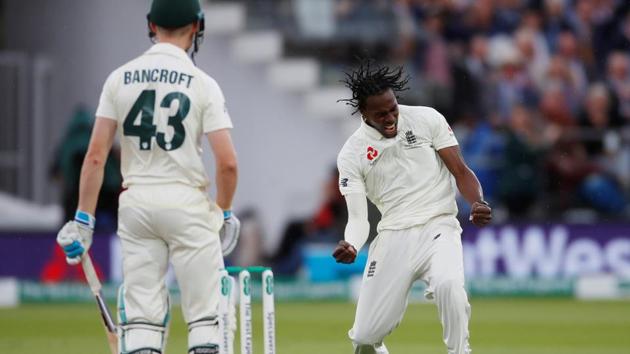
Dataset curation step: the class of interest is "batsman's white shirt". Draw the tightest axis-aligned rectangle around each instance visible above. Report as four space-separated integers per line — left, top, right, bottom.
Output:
337 105 459 232
96 42 232 188
94 43 228 336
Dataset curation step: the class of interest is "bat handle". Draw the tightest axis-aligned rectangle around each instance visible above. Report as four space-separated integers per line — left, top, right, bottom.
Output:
82 254 102 295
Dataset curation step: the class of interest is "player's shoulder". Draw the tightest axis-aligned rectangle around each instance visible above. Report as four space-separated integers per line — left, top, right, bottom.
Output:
400 105 443 121
337 126 365 165
190 68 224 94
400 105 446 129
191 67 218 86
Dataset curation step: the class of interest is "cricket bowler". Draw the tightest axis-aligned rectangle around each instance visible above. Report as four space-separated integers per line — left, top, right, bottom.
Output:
332 60 492 354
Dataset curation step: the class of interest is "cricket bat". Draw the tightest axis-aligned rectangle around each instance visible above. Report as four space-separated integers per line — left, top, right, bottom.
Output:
82 254 118 354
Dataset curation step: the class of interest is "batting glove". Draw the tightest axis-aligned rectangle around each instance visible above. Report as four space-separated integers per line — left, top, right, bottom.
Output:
56 210 95 265
219 210 240 256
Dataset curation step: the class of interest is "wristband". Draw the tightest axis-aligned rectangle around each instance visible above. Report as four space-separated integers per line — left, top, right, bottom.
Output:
223 210 232 220
75 210 96 229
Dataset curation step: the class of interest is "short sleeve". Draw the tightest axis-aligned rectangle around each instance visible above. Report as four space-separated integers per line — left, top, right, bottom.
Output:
95 71 119 121
428 108 458 150
337 149 366 196
203 78 233 133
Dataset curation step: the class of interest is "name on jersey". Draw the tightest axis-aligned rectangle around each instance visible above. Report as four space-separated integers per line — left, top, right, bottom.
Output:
124 69 194 88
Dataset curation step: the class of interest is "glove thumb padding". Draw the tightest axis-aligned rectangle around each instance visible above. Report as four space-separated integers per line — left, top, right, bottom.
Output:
220 215 241 256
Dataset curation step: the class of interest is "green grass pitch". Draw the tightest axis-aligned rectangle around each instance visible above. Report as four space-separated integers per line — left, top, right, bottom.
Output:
1 298 629 353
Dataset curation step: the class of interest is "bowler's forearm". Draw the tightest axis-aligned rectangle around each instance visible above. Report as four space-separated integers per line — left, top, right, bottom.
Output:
455 168 484 205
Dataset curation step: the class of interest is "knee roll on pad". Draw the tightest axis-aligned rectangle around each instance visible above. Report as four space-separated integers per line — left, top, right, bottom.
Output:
120 322 167 354
188 317 219 353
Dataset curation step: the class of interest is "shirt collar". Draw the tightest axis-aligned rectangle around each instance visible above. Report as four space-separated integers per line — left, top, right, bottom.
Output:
145 43 193 65
359 119 386 141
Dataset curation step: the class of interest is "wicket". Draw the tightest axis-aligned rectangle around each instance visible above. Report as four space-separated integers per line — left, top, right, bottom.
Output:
219 266 276 354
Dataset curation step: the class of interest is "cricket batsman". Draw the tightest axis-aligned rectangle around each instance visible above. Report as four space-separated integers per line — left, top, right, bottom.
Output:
55 0 240 353
332 60 492 354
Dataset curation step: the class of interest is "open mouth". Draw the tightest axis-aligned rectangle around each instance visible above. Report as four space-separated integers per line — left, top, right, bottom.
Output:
383 123 396 135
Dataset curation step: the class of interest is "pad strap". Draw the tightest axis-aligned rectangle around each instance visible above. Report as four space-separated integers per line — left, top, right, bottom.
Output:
127 348 162 354
188 345 219 354
188 316 218 329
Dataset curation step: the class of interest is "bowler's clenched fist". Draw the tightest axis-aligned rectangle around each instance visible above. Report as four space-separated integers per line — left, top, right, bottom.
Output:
470 200 492 227
332 240 357 264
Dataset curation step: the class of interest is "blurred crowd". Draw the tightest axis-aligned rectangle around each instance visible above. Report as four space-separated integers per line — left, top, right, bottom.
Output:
387 0 630 219
239 0 630 220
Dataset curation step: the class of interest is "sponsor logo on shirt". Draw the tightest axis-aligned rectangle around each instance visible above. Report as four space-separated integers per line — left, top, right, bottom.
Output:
339 178 349 188
367 146 379 161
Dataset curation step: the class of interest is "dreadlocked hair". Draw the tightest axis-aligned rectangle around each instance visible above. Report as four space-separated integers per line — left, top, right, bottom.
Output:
338 59 410 115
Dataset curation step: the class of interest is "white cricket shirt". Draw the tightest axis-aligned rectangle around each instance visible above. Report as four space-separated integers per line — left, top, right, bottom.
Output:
337 105 459 232
96 43 232 188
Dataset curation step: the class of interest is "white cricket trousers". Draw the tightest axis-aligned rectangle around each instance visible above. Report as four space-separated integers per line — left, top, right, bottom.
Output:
350 215 471 354
117 183 225 326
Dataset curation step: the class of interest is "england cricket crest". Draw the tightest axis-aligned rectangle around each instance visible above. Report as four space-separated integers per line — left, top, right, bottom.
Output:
402 130 421 149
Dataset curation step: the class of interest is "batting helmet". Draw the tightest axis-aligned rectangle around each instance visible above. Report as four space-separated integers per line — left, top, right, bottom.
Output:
146 0 205 56
147 0 203 29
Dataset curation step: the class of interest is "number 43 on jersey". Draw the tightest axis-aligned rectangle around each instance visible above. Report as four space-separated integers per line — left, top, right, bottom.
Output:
123 89 190 151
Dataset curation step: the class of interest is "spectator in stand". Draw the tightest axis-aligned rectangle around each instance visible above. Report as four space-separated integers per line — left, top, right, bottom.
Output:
514 26 550 91
542 0 573 52
418 8 453 115
545 133 599 213
497 105 550 217
539 81 575 127
605 51 630 122
489 39 538 125
451 34 493 122
556 29 589 96
610 10 630 53
579 83 623 157
461 0 517 36
544 55 584 115
585 0 619 75
578 83 628 211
